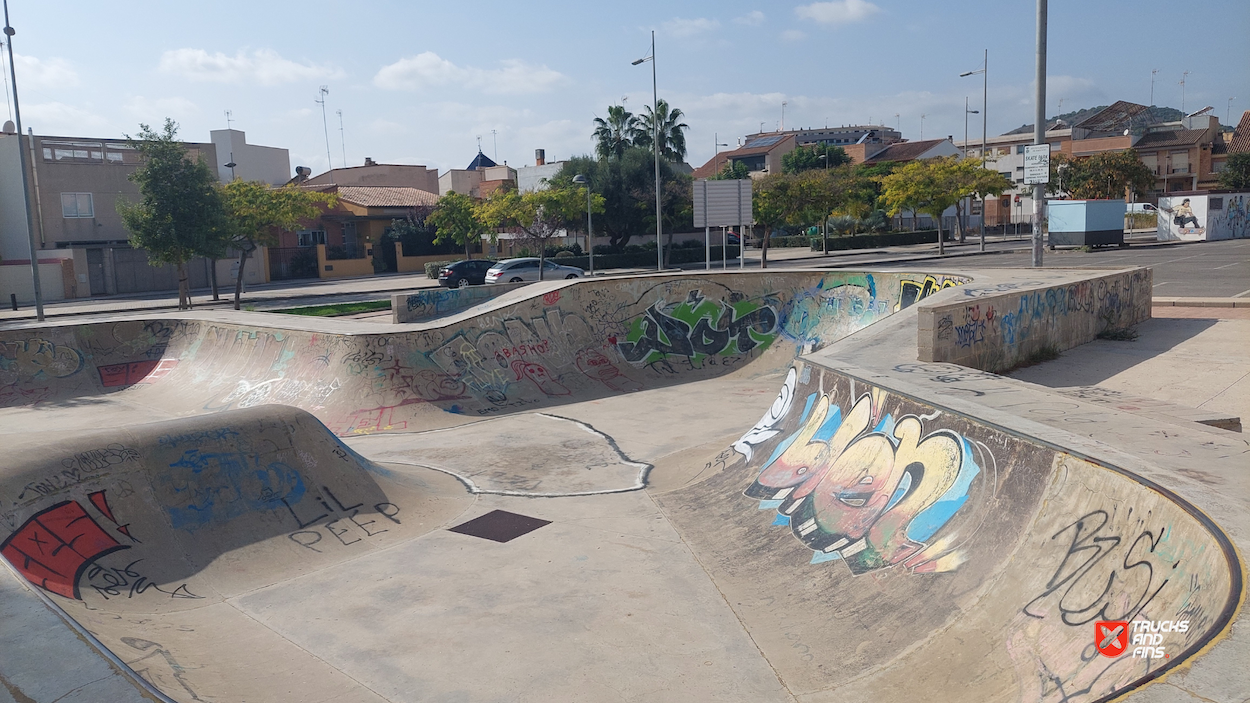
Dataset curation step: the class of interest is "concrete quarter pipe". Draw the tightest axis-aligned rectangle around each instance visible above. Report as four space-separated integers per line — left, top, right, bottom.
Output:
0 269 1242 702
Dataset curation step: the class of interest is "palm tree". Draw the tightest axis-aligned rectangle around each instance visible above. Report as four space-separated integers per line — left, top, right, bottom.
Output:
592 105 637 160
632 99 689 162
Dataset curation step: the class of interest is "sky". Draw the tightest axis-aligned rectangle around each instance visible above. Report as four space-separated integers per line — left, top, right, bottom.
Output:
2 0 1247 179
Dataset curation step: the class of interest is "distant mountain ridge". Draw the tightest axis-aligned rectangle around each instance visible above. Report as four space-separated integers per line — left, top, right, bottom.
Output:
1005 106 1185 135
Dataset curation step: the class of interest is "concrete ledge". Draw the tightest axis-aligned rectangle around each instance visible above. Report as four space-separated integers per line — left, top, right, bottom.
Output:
1154 297 1250 308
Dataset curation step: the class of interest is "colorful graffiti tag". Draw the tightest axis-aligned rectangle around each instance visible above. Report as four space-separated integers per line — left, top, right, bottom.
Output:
739 369 989 575
614 290 779 366
1 492 130 599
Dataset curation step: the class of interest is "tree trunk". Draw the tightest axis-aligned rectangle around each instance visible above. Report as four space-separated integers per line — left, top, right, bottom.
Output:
177 262 190 310
936 214 945 256
760 225 770 269
537 240 545 280
209 258 220 301
955 201 966 243
233 248 251 311
464 238 472 260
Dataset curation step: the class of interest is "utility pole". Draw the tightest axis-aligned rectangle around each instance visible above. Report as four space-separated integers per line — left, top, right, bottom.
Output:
3 0 43 319
316 86 332 173
632 31 662 272
1031 0 1047 268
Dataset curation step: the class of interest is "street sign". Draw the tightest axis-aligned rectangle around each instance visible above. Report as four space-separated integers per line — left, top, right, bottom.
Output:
693 179 754 228
1024 144 1050 185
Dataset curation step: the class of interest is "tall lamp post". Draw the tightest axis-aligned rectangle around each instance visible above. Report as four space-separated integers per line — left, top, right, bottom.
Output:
964 98 979 243
1031 0 1047 268
961 49 988 252
633 31 662 272
572 174 594 277
3 0 43 320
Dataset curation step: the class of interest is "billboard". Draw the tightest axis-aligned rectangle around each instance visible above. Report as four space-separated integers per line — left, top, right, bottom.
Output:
693 179 755 228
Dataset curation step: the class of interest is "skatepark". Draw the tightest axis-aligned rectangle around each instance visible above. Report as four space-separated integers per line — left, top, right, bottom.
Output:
0 266 1244 703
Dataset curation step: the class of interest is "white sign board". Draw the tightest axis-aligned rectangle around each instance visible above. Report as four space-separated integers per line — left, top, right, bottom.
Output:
1023 144 1050 185
693 179 755 227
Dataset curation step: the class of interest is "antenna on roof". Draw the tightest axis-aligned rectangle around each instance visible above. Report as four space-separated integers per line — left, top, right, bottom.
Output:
316 86 333 173
224 109 233 130
491 129 498 161
337 109 346 168
477 135 483 153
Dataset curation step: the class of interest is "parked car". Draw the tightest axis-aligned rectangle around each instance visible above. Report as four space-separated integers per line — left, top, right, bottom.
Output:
485 257 584 284
437 259 495 288
1127 203 1158 214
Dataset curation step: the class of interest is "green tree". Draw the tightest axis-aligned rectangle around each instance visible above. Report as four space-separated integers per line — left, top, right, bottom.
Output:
710 161 751 180
553 147 684 250
428 191 489 261
782 144 851 174
878 156 975 252
477 185 602 279
220 180 334 310
1218 152 1250 190
592 105 637 160
752 171 836 268
117 119 228 309
942 159 1013 241
1048 149 1155 199
632 99 689 161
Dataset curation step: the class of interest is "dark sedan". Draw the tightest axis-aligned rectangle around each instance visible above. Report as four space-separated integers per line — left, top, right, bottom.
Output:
437 259 495 288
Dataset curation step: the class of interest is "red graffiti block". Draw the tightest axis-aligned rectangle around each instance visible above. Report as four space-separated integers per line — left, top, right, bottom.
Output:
97 358 178 388
1 501 128 599
542 290 561 306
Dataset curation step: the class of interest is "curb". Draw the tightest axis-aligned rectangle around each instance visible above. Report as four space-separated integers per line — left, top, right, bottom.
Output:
1154 297 1250 308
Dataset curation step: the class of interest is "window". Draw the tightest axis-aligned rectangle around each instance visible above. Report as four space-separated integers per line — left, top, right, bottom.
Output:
60 193 94 218
999 172 1012 180
1016 145 1026 154
296 230 326 247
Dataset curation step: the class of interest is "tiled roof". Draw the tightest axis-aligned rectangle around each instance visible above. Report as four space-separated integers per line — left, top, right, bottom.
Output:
1131 129 1209 150
864 139 944 163
334 186 439 208
1230 111 1250 153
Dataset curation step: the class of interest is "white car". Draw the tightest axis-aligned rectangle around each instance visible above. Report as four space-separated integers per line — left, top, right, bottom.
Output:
485 258 584 283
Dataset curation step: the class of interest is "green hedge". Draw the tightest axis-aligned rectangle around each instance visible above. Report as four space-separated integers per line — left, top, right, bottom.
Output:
559 245 741 271
768 236 814 248
808 229 945 251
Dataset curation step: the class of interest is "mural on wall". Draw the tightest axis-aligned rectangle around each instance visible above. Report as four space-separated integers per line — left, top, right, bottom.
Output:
737 367 995 575
613 290 779 367
1206 193 1250 240
1158 196 1205 239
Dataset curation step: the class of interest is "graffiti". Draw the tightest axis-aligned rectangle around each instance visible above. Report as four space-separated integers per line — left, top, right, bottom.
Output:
97 358 178 388
15 445 141 503
1 500 129 599
960 280 1049 298
122 637 203 701
209 376 342 411
744 385 985 575
0 338 85 381
512 360 570 396
734 366 797 460
936 316 954 340
158 428 240 449
1023 510 1175 627
575 349 641 392
85 559 202 601
896 275 960 311
615 290 779 366
543 290 561 306
160 451 306 531
284 485 400 553
955 305 991 348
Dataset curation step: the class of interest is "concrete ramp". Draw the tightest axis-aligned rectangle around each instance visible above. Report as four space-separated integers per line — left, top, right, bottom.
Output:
658 359 1240 702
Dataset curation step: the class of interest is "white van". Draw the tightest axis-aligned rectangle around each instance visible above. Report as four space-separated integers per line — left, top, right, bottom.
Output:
1127 203 1157 214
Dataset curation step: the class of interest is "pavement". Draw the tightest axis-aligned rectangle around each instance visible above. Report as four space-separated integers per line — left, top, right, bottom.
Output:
0 265 1246 703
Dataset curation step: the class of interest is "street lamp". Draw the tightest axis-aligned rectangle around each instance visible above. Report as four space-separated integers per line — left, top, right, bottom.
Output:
964 98 979 241
572 174 594 277
3 0 43 320
632 31 663 272
961 49 989 252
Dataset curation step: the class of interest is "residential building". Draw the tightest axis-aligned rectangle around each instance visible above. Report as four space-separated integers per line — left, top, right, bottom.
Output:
845 137 960 165
956 101 1233 227
478 164 518 198
304 158 438 194
516 149 566 192
0 127 259 302
691 133 796 179
438 150 499 197
692 126 932 179
210 129 291 185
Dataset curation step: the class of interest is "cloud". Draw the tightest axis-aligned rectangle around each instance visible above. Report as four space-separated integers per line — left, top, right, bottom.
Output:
794 0 882 26
734 11 766 26
781 30 807 42
662 17 721 37
13 54 79 88
373 52 566 95
126 96 199 120
158 48 343 86
22 102 107 132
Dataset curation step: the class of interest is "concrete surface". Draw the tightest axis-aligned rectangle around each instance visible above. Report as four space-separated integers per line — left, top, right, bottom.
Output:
0 266 1245 703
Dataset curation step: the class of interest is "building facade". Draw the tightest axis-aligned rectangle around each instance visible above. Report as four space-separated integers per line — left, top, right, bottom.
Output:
210 129 291 185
